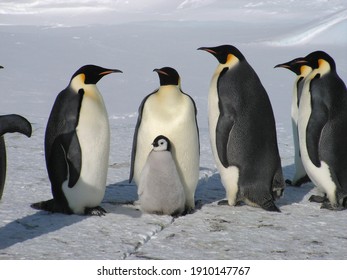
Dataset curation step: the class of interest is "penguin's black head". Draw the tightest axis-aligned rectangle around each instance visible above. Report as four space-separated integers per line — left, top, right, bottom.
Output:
71 64 122 85
152 135 171 152
153 67 180 86
0 65 3 69
305 51 336 71
274 57 308 75
198 45 245 64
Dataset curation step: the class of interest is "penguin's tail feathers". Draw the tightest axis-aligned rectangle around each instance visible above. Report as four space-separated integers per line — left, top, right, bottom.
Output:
261 199 281 212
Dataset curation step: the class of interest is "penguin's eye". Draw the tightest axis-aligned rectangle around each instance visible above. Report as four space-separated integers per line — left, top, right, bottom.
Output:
160 141 164 145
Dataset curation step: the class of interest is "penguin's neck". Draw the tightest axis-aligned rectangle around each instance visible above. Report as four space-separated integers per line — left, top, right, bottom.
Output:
156 85 182 105
70 74 102 102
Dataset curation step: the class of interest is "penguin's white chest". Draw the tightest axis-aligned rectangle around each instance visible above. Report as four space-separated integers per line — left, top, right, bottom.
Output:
208 70 239 205
63 86 110 214
298 82 336 203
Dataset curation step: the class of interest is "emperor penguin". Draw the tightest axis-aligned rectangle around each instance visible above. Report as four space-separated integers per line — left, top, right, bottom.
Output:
129 67 199 212
0 114 32 200
298 51 347 210
138 135 186 216
0 66 32 200
31 65 122 215
275 58 312 186
198 45 284 212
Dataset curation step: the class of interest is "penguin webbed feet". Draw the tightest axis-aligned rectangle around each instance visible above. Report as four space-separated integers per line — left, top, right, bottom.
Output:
84 206 107 216
309 194 327 203
286 175 311 187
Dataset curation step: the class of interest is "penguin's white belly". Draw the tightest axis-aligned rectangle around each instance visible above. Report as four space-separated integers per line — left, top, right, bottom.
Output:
208 76 239 205
134 94 199 208
63 95 110 214
298 88 336 204
291 85 307 182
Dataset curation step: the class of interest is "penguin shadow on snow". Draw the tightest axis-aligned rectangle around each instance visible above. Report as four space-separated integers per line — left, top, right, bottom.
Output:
0 210 85 251
102 180 142 218
195 169 226 209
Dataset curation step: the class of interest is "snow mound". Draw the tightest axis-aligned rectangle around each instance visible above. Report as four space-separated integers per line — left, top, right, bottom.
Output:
267 9 347 46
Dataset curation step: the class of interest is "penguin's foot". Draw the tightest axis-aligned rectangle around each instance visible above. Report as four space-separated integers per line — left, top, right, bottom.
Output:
320 201 345 211
31 199 72 214
217 200 229 206
84 206 107 216
286 175 311 187
309 195 328 203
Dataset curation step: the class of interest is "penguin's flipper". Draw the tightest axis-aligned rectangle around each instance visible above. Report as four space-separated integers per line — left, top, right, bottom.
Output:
306 74 328 167
216 114 235 168
0 114 32 137
129 92 153 183
61 131 82 188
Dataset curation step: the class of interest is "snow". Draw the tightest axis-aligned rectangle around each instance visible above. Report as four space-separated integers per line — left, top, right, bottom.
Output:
1 0 347 261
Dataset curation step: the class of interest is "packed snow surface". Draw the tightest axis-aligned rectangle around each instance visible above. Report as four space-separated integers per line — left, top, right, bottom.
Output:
0 0 347 260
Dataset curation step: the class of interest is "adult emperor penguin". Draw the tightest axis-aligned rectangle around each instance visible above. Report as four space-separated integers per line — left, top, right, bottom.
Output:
31 65 122 215
0 114 32 200
129 67 199 212
275 58 312 186
198 45 284 212
298 51 347 210
0 66 32 200
138 135 186 216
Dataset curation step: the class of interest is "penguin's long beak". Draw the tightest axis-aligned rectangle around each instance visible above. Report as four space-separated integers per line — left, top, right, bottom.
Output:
197 47 217 55
99 69 123 76
153 68 169 76
274 63 290 69
274 59 308 69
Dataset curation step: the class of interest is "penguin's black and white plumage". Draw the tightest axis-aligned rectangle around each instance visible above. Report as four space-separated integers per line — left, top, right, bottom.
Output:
298 51 347 210
198 45 284 212
129 67 199 212
0 66 32 200
275 58 312 186
138 135 186 216
0 114 32 200
31 65 122 215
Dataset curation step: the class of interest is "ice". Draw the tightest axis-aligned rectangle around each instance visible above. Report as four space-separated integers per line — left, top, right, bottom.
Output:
0 0 347 260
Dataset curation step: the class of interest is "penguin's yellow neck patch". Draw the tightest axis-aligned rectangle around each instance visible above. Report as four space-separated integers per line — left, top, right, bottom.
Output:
225 54 239 68
318 59 330 76
300 65 312 77
71 74 86 93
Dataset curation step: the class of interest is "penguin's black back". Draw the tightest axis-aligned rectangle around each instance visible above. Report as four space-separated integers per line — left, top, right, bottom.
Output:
216 60 283 201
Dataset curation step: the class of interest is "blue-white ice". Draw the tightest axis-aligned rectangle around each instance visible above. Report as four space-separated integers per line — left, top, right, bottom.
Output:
0 0 347 260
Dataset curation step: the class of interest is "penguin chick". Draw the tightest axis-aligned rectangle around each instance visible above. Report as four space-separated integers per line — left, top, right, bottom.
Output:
138 135 186 216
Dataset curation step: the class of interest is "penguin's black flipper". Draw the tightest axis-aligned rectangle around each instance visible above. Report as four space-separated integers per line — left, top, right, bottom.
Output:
216 114 235 168
129 91 155 183
306 74 328 168
0 114 32 138
61 131 82 188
